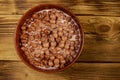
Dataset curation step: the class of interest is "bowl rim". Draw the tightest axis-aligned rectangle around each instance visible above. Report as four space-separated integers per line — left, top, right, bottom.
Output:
15 4 84 73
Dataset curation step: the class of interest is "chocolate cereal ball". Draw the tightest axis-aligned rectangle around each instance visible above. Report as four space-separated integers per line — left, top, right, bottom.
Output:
20 9 81 70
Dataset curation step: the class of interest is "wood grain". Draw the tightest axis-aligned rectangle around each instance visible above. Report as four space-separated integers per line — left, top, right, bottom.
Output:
0 0 120 79
0 61 120 80
0 0 120 16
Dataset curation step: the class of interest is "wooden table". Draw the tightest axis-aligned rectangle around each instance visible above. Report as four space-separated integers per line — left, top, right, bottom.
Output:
0 0 120 80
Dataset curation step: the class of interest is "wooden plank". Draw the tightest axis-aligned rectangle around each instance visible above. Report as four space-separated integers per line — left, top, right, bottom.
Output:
0 15 120 61
0 15 120 42
0 15 21 25
0 15 120 34
1 33 120 62
0 35 20 60
0 0 120 16
0 61 120 80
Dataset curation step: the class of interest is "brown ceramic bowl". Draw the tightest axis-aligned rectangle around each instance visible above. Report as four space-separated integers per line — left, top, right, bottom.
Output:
15 4 84 72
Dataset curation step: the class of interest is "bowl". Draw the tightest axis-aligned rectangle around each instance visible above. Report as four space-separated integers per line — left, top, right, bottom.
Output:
15 4 84 72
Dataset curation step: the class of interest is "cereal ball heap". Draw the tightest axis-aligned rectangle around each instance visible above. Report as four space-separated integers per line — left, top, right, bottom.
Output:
20 9 81 70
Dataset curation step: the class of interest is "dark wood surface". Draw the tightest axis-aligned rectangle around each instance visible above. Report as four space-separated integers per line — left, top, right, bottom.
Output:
0 0 120 80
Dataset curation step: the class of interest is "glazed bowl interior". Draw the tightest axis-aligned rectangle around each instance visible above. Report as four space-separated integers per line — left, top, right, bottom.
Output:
15 4 84 72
